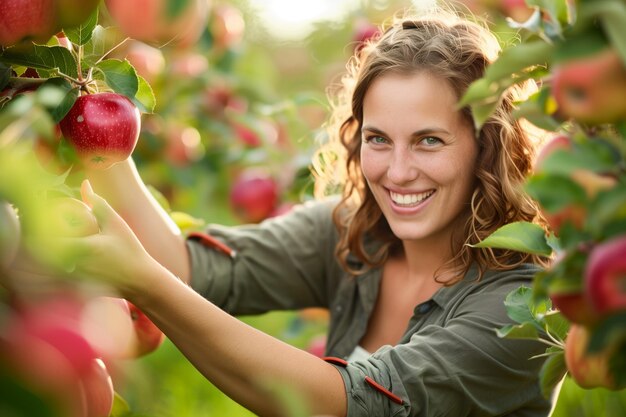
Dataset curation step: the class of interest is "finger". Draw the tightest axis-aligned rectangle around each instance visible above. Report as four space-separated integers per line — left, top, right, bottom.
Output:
80 180 124 233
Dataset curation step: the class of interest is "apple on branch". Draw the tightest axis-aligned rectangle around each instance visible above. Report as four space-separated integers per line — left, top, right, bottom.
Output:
585 236 626 315
59 92 141 170
565 323 623 390
0 0 57 47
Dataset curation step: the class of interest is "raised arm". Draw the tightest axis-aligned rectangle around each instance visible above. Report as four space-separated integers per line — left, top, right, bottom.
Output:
73 181 346 417
85 159 191 282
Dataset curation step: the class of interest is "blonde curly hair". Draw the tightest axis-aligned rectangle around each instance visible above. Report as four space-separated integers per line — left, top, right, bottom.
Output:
312 8 549 283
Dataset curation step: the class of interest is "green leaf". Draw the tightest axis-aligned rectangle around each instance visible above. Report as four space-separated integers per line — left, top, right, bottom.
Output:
0 45 78 79
82 25 128 68
526 173 587 212
64 7 98 45
94 59 138 98
587 184 626 235
484 40 554 82
110 392 131 417
497 322 541 339
167 0 191 18
587 312 626 354
502 286 549 326
580 0 626 66
543 310 570 342
0 63 10 90
539 350 567 399
133 74 156 113
34 77 79 122
471 221 552 256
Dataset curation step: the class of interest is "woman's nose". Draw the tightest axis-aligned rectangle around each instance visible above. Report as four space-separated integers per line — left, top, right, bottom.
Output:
387 147 419 185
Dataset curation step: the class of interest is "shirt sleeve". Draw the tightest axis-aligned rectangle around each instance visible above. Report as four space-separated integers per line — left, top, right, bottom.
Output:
327 275 551 417
185 198 341 315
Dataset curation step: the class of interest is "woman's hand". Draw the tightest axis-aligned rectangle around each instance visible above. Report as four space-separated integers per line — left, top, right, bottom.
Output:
64 180 163 298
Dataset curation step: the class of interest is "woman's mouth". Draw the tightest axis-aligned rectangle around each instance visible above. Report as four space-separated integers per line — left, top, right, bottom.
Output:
389 190 435 207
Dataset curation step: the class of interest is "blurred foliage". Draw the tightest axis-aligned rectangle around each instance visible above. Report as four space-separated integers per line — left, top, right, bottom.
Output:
3 0 626 415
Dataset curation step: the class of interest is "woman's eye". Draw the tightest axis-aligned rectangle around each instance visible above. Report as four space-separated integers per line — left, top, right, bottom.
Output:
422 136 442 146
365 135 387 144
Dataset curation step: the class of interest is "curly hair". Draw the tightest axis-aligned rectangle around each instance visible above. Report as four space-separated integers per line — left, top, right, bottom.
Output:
312 7 550 283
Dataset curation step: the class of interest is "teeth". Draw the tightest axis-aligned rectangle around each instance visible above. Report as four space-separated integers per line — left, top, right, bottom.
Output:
389 190 434 206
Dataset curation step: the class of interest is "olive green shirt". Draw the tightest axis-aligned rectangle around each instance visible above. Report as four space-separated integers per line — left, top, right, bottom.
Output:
186 198 551 417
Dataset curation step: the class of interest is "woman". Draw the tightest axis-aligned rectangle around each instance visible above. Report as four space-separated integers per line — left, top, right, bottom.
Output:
71 7 551 417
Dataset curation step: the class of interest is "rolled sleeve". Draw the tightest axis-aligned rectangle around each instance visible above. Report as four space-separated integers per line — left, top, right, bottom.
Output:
185 198 341 315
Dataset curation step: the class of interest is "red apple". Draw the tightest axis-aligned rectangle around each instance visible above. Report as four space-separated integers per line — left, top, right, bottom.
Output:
549 290 602 326
585 236 626 315
0 0 57 47
104 0 210 47
551 48 626 125
0 200 20 270
0 329 87 417
79 358 114 417
127 301 165 357
59 92 141 170
8 293 102 378
229 170 279 223
170 52 209 77
564 324 621 389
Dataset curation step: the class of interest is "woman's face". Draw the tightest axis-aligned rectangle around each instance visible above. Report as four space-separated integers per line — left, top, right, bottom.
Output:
360 71 478 246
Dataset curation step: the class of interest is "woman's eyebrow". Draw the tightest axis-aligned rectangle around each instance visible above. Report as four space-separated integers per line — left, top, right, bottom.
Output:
361 125 451 136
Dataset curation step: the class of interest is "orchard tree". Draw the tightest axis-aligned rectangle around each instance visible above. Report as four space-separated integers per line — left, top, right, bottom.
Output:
463 0 626 403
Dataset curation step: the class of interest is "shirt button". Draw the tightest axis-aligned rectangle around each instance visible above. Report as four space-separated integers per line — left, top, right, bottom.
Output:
416 301 433 314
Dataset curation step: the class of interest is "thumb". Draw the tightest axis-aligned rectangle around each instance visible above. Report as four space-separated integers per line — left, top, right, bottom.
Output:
80 179 123 232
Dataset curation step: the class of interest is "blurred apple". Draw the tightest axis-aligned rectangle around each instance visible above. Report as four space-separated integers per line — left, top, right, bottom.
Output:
352 17 380 53
551 48 626 125
549 290 602 326
585 236 626 315
305 334 327 358
210 3 245 52
0 201 20 270
565 324 622 390
0 0 57 47
104 0 210 47
13 294 99 376
230 170 279 223
124 41 166 85
127 301 165 357
80 296 137 359
79 358 114 417
163 122 204 167
170 52 209 77
0 328 87 417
